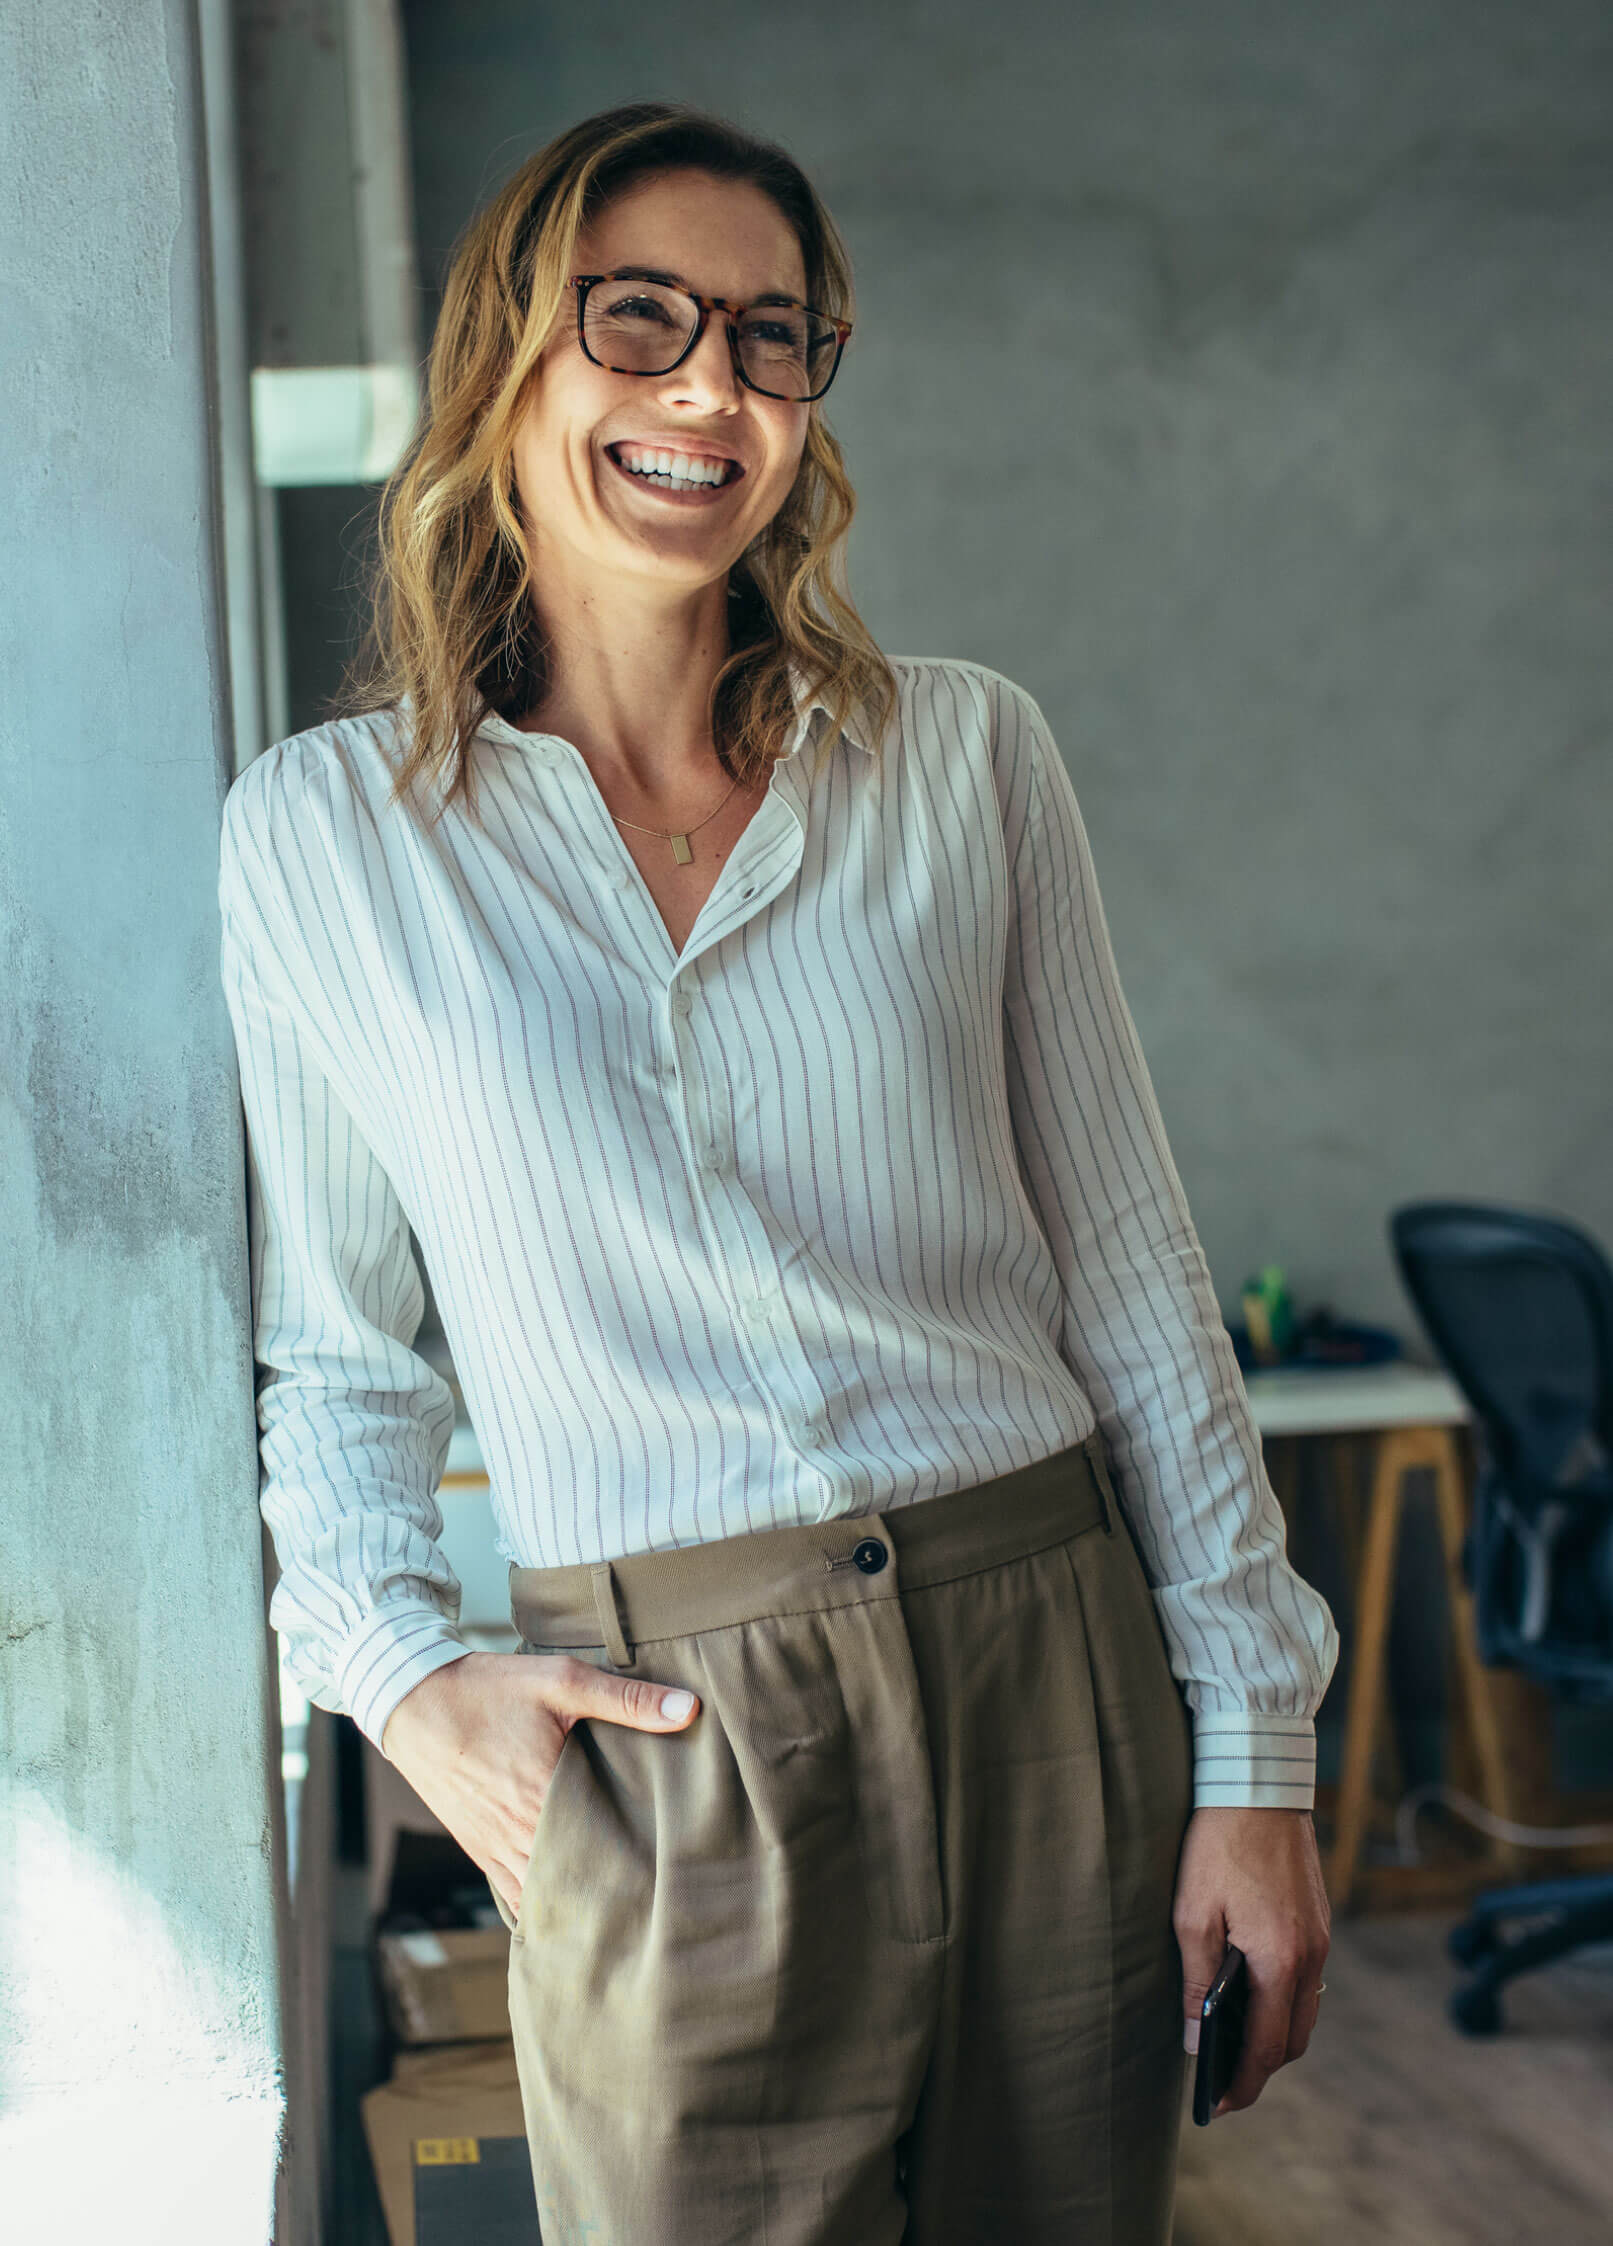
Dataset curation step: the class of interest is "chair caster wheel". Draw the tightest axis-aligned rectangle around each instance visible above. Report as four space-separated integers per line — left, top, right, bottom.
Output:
1447 1920 1496 1967
1449 1983 1503 2036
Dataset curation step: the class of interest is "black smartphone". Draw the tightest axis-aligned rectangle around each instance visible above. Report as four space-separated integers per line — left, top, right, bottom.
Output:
1191 1942 1249 2126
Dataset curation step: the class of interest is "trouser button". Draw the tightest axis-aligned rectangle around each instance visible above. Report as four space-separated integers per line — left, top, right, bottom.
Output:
852 1537 888 1574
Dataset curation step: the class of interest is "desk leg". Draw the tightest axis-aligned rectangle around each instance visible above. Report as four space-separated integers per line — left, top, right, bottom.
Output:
1326 1429 1410 1910
1427 1424 1528 1877
1327 1423 1532 1912
1329 1432 1404 1809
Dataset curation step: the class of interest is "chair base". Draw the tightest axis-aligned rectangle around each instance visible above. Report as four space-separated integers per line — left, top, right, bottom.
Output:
1446 1872 1613 2034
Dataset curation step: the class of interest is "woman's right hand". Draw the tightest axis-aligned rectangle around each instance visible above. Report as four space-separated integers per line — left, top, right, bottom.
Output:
377 1649 700 1917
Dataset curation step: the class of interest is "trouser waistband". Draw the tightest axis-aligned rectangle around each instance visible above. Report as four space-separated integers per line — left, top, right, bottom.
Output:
508 1427 1119 1670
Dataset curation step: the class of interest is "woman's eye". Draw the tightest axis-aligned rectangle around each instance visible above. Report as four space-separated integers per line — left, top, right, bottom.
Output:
603 294 676 326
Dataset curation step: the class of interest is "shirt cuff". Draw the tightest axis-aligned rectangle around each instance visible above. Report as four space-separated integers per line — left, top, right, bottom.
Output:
333 1602 474 1752
1192 1711 1317 1810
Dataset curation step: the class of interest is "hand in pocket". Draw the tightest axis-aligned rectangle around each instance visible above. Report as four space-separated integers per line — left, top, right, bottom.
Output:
379 1649 700 1917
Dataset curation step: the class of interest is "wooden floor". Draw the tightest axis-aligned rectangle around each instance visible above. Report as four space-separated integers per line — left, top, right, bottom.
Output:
1173 1912 1613 2245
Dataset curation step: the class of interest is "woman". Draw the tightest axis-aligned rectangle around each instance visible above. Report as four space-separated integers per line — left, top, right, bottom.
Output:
219 100 1337 2245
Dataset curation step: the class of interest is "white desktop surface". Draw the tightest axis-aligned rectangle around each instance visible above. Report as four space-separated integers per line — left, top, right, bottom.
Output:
1242 1359 1468 1437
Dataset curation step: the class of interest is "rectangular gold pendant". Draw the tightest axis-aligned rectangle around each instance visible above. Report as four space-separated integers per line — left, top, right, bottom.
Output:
670 832 694 865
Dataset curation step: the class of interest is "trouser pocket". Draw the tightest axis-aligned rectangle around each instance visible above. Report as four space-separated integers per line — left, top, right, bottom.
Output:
504 1639 618 1942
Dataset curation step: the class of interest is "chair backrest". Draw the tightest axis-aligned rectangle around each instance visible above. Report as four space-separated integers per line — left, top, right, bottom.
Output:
1390 1200 1613 1504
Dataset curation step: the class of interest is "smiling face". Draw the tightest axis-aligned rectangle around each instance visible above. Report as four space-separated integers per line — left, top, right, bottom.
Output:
511 168 813 601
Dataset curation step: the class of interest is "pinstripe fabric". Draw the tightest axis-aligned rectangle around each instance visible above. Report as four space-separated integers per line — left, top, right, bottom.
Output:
217 655 1337 1803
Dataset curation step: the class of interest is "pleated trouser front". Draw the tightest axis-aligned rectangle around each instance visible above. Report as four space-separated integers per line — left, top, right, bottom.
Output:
495 1427 1194 2245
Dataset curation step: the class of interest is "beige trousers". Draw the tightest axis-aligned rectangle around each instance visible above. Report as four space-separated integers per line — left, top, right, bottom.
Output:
496 1430 1194 2244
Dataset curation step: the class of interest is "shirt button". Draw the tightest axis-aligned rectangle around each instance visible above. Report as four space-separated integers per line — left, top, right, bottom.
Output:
799 1419 827 1447
609 867 631 891
672 993 692 1017
852 1537 887 1574
702 1145 726 1172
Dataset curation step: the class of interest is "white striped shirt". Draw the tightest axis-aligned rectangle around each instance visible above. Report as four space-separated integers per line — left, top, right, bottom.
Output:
217 655 1337 1806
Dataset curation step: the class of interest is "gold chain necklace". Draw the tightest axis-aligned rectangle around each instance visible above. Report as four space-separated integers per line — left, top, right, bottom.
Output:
608 772 742 864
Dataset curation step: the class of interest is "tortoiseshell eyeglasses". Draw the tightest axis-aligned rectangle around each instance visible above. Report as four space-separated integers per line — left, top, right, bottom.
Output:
569 270 852 403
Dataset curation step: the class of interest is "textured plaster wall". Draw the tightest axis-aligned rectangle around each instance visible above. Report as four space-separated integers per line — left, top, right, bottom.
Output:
395 0 1613 1344
0 1 284 2235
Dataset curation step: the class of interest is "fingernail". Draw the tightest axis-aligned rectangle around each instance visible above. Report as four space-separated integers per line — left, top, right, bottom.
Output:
661 1689 695 1720
1183 2018 1200 2055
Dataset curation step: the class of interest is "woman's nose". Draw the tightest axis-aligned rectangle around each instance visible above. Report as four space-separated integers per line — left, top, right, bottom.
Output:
657 313 742 410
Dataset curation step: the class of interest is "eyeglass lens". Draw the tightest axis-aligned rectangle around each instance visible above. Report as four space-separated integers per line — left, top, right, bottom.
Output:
583 279 839 399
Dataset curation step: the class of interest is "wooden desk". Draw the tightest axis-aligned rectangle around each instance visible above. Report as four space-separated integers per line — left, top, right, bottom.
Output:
1245 1363 1532 1912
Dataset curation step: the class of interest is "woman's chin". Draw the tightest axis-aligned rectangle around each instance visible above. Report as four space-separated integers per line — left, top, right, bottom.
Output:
597 518 746 591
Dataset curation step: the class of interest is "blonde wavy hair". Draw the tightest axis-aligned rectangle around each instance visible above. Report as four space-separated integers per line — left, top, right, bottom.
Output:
344 100 898 827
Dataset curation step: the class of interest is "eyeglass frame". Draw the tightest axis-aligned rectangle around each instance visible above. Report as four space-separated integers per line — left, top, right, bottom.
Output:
567 271 853 402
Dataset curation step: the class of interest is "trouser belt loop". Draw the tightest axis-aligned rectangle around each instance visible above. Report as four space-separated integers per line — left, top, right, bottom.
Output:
1083 1429 1118 1536
590 1561 636 1668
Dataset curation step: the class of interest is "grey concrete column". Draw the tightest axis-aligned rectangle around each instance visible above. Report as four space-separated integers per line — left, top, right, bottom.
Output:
0 2 286 2238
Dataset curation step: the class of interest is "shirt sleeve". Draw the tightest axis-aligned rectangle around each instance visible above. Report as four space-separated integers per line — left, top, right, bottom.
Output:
994 676 1340 1810
218 768 471 1751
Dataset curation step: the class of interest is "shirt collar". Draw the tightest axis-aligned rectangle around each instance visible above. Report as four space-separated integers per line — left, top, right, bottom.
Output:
469 667 874 759
787 665 873 757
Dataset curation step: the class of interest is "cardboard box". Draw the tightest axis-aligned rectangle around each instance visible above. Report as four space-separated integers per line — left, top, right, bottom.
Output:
413 2133 540 2244
375 1925 512 2045
361 2041 532 2246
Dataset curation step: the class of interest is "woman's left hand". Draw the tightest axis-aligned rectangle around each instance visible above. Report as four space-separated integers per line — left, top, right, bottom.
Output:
1172 1805 1332 2118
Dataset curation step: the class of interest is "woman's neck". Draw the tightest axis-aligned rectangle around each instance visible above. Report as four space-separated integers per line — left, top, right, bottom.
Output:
519 561 735 802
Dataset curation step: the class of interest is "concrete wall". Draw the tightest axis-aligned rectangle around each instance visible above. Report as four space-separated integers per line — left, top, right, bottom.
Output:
396 0 1613 1347
0 2 286 2236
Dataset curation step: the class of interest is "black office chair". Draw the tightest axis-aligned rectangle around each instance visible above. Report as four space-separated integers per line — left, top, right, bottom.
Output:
1390 1199 1613 2035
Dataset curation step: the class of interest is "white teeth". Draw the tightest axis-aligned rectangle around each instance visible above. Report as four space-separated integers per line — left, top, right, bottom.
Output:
615 445 731 488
